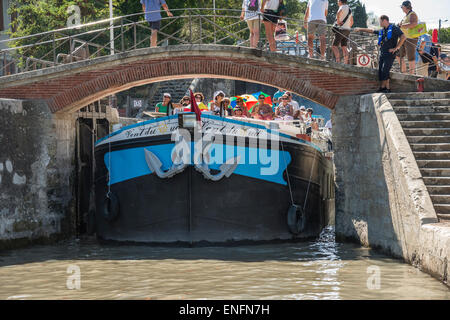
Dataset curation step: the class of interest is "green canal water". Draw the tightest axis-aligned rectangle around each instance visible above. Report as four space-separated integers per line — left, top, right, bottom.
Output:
0 228 448 300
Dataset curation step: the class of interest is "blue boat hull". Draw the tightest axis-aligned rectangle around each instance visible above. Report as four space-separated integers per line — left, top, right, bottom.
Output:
94 138 334 244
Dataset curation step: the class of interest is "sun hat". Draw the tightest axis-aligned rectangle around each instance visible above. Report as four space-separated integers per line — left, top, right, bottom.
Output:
213 90 225 100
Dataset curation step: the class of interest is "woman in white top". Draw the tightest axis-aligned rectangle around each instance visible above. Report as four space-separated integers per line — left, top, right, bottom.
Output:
240 0 262 48
261 0 280 52
331 0 353 64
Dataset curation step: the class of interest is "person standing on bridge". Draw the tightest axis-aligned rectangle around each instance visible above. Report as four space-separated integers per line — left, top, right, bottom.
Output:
241 0 262 48
141 0 173 47
304 0 329 60
417 41 440 78
331 0 353 64
262 0 281 52
398 1 419 75
355 16 406 93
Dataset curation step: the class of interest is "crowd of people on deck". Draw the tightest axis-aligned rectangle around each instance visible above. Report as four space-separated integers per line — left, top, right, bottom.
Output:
143 0 449 95
151 89 332 151
153 89 321 127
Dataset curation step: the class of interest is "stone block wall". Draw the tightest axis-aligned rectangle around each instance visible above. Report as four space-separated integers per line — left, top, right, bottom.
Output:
0 99 76 249
333 94 449 286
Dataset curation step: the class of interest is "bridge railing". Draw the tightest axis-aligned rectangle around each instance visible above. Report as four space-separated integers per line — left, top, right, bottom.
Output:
0 8 385 78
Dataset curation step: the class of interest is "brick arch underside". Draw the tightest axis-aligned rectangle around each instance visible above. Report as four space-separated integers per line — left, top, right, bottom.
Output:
0 56 379 113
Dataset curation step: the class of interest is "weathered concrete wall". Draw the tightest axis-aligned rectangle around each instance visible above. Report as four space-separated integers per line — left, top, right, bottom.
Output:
0 99 76 249
0 99 121 249
333 94 450 286
194 78 236 102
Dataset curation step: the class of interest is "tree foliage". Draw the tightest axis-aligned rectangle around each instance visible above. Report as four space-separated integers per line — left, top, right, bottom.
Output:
9 0 115 37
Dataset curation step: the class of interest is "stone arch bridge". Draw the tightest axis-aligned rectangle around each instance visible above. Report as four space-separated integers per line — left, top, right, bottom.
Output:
0 44 446 113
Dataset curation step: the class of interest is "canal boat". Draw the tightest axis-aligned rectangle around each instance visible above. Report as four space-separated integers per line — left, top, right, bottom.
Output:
93 112 335 244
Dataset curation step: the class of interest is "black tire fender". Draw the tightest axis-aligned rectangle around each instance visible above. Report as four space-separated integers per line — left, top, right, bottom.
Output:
287 204 306 235
102 192 120 223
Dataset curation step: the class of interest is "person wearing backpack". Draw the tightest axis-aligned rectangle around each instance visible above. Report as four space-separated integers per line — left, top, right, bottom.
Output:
331 0 353 64
355 15 406 93
241 0 263 48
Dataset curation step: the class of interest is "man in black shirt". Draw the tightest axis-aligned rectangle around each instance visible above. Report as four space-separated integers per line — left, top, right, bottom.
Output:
355 15 406 93
417 41 440 78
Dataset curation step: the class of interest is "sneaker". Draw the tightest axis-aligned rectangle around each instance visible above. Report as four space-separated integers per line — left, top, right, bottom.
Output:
383 88 392 93
376 87 386 93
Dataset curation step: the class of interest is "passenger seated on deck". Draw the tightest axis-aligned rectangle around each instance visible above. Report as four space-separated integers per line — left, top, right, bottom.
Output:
174 96 191 114
194 92 208 111
222 97 233 117
210 91 226 116
293 105 306 121
311 118 319 131
155 93 172 113
251 94 274 120
272 89 285 109
304 108 314 124
233 106 247 118
235 97 251 117
275 94 294 120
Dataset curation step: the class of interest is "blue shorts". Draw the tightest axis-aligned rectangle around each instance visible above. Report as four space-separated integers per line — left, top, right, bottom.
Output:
148 20 161 31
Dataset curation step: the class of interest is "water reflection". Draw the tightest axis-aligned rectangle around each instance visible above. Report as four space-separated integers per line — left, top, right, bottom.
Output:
0 227 448 300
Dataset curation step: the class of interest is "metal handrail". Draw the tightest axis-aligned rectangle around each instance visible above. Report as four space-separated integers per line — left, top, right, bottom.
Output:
0 8 382 77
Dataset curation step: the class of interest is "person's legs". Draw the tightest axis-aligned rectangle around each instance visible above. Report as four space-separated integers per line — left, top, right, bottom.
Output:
428 69 438 78
398 43 407 73
319 35 326 59
307 34 315 57
342 46 349 64
332 46 340 62
149 20 161 47
248 19 261 48
264 20 276 51
254 20 260 48
378 57 385 90
341 31 350 64
408 60 416 75
331 33 341 62
151 29 158 47
397 56 405 73
307 21 317 58
380 54 395 90
247 20 256 48
317 21 327 59
405 38 418 75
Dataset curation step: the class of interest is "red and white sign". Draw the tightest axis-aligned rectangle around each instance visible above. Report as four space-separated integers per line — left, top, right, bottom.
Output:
357 54 371 67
